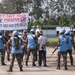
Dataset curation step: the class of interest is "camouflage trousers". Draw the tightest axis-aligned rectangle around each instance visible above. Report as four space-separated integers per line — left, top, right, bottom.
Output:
67 49 73 65
0 50 5 64
26 48 36 65
21 46 27 61
57 51 67 68
9 53 22 69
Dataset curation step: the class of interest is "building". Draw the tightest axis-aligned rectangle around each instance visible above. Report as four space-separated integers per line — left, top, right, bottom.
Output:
41 25 57 38
41 25 75 38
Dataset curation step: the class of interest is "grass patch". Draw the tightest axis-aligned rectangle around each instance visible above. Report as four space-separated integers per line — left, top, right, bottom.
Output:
48 37 75 54
48 37 58 47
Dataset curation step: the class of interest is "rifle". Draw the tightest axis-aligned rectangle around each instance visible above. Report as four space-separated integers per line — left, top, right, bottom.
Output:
50 48 57 58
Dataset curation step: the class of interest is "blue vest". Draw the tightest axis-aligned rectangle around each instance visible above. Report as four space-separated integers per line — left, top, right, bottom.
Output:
27 34 36 49
66 35 72 50
10 37 22 54
58 35 67 52
0 36 4 50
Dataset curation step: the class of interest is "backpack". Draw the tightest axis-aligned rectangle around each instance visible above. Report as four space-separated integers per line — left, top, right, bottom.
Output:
10 37 21 50
14 37 19 50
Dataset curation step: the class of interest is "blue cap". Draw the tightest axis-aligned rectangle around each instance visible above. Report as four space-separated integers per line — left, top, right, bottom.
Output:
13 30 18 36
64 30 70 35
59 28 65 34
30 29 35 33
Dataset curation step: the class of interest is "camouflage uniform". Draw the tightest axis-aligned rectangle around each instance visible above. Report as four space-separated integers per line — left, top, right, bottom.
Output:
7 31 23 72
26 29 37 66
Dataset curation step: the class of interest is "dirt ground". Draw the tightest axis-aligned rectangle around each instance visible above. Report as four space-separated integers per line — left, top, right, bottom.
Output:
0 47 75 75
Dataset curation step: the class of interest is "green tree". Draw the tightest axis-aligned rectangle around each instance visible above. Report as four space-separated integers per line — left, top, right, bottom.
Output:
0 0 15 14
28 21 33 32
32 0 43 19
59 16 69 26
69 20 75 26
1 0 32 13
33 20 43 28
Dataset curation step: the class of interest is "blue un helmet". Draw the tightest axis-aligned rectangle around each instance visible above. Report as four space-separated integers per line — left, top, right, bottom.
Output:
30 29 35 33
13 30 18 36
64 30 70 35
59 28 65 34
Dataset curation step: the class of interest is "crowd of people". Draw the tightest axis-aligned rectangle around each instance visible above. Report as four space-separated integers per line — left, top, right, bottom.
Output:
0 28 75 72
0 29 49 72
55 29 75 70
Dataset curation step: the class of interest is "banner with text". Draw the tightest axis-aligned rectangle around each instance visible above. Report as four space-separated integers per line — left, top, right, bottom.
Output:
0 13 28 30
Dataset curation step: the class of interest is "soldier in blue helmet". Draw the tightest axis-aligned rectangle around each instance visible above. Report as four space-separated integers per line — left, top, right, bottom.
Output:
25 29 37 66
64 30 75 65
0 30 6 65
6 30 24 72
59 28 65 34
55 28 68 70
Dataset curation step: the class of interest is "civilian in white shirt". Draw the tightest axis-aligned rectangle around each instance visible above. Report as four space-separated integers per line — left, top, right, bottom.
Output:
38 30 49 66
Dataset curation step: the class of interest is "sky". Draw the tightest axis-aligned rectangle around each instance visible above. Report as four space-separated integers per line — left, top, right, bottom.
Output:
0 0 2 3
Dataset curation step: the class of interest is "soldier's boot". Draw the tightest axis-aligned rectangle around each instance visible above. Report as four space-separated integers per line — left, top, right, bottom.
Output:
56 66 60 70
71 61 73 65
1 58 6 65
64 67 68 70
26 61 28 66
7 67 13 72
71 59 73 65
64 65 68 70
7 57 10 61
56 63 60 70
56 67 60 70
1 61 6 65
56 58 61 70
20 67 23 71
32 62 36 66
43 60 47 67
2 63 6 65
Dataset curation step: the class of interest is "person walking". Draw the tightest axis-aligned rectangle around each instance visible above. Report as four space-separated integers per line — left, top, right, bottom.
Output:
6 30 24 72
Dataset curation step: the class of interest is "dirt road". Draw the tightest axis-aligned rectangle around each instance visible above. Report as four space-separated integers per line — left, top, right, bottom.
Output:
0 47 75 75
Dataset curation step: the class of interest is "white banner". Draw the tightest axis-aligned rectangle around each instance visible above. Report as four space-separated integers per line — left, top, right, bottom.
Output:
0 13 28 30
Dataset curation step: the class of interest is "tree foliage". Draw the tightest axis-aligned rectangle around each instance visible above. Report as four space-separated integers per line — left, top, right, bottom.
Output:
59 16 69 26
0 0 75 26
